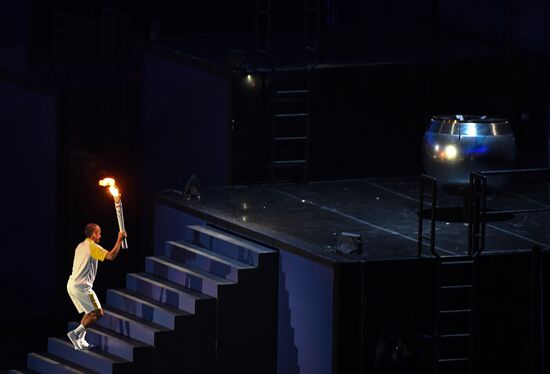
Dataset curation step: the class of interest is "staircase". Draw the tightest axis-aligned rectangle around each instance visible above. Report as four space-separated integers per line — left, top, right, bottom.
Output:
12 224 277 374
434 256 476 374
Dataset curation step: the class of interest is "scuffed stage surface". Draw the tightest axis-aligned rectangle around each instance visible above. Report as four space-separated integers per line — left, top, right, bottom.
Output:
158 175 550 262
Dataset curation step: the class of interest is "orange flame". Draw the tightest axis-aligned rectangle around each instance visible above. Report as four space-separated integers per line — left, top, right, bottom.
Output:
99 178 115 187
99 178 120 199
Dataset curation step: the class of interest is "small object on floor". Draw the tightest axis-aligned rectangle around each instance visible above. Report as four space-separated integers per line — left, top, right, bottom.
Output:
336 232 363 255
183 174 201 200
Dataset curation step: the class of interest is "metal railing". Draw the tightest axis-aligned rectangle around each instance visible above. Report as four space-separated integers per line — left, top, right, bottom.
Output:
468 168 550 255
417 174 438 257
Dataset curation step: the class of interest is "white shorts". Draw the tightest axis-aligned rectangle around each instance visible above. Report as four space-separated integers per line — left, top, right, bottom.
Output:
67 281 102 314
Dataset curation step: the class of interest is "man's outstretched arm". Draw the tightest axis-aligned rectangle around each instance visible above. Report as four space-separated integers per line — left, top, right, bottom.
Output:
105 231 127 261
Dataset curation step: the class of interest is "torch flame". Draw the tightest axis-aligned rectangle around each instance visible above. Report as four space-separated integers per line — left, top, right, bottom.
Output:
109 186 120 198
99 178 121 199
99 178 116 187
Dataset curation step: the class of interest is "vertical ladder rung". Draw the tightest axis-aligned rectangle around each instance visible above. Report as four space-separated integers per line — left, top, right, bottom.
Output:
276 89 309 95
440 309 471 314
440 333 471 338
441 260 474 265
273 160 306 166
274 136 307 141
438 358 470 363
440 285 472 290
275 113 308 118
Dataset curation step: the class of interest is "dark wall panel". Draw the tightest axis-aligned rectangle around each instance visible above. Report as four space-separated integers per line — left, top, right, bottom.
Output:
277 248 334 374
0 0 31 73
0 80 57 369
141 53 230 191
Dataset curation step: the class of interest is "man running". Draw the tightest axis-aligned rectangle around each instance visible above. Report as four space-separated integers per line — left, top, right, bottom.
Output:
66 223 126 350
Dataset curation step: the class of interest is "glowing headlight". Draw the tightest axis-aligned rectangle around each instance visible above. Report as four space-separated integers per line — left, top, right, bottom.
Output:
444 144 458 160
245 74 255 87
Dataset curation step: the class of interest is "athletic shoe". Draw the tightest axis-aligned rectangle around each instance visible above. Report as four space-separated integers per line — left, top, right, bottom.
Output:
79 337 94 349
67 330 83 350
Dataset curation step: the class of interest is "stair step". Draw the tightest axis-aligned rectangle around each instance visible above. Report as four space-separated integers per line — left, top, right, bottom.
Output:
96 306 171 345
145 256 232 298
68 321 151 361
126 272 212 313
186 225 274 267
27 352 95 374
47 337 129 374
165 241 253 282
8 370 41 374
106 288 190 329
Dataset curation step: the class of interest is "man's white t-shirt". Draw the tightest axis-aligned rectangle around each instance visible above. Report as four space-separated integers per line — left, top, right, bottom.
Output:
68 238 109 289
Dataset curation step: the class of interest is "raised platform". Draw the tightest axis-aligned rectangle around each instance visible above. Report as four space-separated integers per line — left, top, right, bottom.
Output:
158 174 550 263
153 174 549 373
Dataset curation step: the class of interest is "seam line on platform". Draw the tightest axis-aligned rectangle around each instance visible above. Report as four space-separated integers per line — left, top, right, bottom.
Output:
486 224 550 248
272 188 456 255
364 180 550 250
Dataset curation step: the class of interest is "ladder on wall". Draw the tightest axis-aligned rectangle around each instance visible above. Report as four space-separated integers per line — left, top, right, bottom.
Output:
255 0 320 183
305 0 321 63
268 67 312 184
100 8 131 151
434 256 476 374
255 0 272 63
417 175 476 373
256 0 322 63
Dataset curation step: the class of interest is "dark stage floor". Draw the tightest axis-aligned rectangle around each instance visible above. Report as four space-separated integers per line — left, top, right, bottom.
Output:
159 175 550 262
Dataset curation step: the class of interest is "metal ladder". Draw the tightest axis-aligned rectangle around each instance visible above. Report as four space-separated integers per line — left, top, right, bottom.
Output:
268 67 312 184
418 174 438 257
99 9 131 149
305 0 321 63
417 174 475 373
255 0 272 62
434 256 476 374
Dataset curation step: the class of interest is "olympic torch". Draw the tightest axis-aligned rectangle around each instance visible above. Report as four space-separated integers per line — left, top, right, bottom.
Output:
99 178 128 249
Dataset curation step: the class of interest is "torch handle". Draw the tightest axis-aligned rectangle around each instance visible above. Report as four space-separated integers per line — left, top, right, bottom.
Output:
114 199 128 249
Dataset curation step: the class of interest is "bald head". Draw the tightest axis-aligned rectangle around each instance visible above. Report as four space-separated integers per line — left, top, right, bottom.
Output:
84 223 99 238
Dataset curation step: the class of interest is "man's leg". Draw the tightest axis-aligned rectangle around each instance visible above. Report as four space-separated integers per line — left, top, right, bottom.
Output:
76 309 104 349
68 288 104 350
80 309 104 328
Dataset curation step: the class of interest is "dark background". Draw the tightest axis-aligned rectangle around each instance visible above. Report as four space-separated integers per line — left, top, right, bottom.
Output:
0 0 549 370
